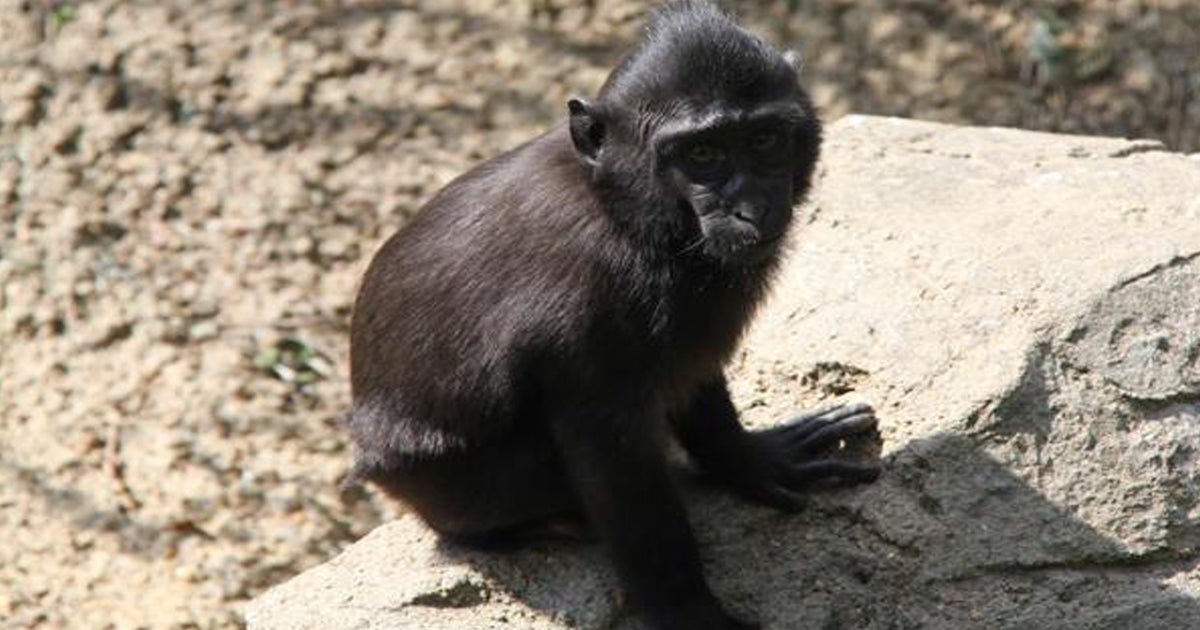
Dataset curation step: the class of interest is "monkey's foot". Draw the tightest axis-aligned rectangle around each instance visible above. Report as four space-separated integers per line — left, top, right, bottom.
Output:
736 403 883 511
645 597 760 630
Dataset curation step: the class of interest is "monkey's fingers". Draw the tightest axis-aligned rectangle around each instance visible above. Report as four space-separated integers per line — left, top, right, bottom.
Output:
779 460 883 490
767 402 872 442
780 402 850 425
780 408 877 458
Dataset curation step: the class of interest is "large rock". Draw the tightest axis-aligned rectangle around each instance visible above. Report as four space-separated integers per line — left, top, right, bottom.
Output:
246 116 1200 629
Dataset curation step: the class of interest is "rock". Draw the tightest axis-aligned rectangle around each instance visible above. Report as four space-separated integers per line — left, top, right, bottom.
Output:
247 115 1200 629
245 515 618 630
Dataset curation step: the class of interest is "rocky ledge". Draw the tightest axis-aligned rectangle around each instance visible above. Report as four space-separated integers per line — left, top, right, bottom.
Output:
247 116 1200 630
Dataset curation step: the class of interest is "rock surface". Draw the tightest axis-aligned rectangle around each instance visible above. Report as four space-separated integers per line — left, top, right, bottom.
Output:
246 116 1200 629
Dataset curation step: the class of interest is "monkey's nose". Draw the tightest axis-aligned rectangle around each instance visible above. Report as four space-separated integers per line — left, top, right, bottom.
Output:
719 173 745 199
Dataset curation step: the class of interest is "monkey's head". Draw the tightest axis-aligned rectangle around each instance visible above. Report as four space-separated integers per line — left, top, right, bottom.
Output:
567 1 821 266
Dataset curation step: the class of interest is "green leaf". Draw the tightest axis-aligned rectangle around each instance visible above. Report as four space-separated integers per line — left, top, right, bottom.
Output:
52 4 77 30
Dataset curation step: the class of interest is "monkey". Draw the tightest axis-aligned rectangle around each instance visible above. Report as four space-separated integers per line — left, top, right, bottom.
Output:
345 2 881 628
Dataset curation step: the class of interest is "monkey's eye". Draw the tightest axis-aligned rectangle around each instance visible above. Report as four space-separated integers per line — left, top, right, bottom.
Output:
685 143 724 164
750 132 778 151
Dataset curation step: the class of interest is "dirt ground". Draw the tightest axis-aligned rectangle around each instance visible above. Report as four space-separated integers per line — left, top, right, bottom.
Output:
1 1 1197 628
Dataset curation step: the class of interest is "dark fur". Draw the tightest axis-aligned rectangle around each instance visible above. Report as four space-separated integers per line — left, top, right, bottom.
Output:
347 3 875 628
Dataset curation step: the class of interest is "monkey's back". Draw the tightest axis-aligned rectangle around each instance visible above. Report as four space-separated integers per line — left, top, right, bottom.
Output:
346 126 625 466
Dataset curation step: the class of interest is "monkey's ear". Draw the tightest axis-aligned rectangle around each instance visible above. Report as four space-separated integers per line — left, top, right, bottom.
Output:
567 97 605 167
782 49 805 73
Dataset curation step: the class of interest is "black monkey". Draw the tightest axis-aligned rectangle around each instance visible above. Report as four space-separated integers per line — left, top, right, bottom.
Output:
347 2 881 628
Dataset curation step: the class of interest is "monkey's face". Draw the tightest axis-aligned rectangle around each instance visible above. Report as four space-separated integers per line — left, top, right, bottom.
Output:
657 112 804 266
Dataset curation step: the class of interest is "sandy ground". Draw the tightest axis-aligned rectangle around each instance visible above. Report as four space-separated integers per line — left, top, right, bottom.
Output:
1 1 1197 628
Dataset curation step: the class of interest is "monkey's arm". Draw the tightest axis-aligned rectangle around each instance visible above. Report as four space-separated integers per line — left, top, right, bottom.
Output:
548 397 754 630
673 378 881 512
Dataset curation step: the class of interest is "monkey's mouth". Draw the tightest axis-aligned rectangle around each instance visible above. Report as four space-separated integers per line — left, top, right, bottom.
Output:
755 232 786 248
704 230 785 266
729 235 784 265
683 198 787 266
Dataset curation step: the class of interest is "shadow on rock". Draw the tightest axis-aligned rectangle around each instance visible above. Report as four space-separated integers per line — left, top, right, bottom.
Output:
437 428 1200 629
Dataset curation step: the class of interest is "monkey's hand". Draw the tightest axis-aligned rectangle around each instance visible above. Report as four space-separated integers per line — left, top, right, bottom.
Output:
734 403 882 512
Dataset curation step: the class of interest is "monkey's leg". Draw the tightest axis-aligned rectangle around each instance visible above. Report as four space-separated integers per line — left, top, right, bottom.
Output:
673 378 882 512
368 427 587 548
549 401 756 630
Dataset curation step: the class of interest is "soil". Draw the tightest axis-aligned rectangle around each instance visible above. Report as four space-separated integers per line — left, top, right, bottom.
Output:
1 1 1196 628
